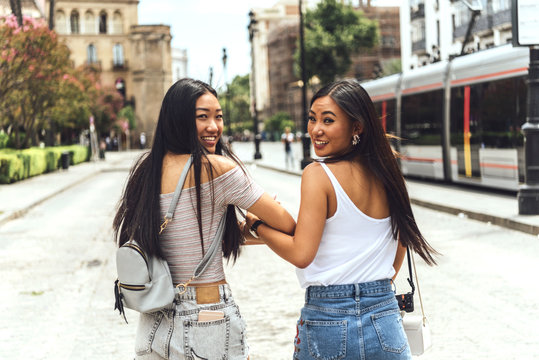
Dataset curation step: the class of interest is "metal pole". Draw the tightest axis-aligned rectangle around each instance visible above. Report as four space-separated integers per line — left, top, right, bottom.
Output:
248 11 262 160
299 0 311 169
518 46 539 214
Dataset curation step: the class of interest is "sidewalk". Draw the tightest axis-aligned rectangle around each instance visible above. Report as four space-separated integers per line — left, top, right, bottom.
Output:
0 150 143 226
232 141 539 236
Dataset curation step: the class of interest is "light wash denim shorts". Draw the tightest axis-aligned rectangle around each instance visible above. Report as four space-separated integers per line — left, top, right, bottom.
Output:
293 279 411 360
135 284 248 360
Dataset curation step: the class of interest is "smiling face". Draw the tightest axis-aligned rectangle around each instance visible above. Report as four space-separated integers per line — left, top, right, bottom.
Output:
308 95 361 158
195 92 223 154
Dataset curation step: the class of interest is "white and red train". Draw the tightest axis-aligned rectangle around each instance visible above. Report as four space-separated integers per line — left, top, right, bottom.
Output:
362 44 529 191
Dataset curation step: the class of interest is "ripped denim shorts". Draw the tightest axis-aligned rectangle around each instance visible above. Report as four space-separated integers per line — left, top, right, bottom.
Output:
134 284 248 360
293 279 411 360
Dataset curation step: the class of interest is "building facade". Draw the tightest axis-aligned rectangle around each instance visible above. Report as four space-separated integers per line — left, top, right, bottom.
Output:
262 1 400 132
43 0 172 145
250 0 300 125
172 48 188 83
400 0 512 71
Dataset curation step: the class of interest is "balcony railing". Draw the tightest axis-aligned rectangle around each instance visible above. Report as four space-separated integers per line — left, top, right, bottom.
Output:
410 3 425 20
112 60 129 71
412 39 427 54
453 9 512 40
85 60 102 71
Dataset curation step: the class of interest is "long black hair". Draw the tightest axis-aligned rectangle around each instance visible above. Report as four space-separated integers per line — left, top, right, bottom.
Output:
312 79 438 265
113 78 245 262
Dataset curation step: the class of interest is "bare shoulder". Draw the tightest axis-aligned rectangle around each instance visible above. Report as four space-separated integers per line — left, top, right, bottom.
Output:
204 154 238 176
302 162 331 188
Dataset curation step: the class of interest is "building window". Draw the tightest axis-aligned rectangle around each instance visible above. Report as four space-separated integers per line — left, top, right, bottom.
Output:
493 0 511 12
113 43 124 66
112 11 123 34
411 20 426 42
70 10 80 34
55 10 67 34
84 11 95 34
99 11 107 34
87 44 97 64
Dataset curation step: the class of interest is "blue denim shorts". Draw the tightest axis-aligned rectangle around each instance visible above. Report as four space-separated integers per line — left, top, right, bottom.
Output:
293 279 411 360
135 284 248 360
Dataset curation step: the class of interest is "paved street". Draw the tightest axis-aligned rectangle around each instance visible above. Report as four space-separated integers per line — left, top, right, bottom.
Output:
1 146 539 359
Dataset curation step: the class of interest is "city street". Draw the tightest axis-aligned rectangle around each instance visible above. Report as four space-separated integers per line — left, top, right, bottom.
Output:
0 147 538 359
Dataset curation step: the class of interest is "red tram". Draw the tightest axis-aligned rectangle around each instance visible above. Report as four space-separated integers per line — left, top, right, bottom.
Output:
362 44 529 191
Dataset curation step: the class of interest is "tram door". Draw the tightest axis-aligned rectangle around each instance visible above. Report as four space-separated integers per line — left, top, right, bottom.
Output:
450 78 526 188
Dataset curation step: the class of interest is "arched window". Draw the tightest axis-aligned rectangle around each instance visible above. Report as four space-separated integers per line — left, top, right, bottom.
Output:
84 11 95 34
112 11 123 34
70 10 80 34
113 43 124 66
55 10 67 34
99 11 107 34
87 44 97 64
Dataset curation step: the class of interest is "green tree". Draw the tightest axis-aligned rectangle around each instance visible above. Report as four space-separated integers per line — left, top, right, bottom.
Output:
295 0 378 85
118 105 136 131
265 112 295 134
0 15 79 148
218 74 251 135
381 58 402 77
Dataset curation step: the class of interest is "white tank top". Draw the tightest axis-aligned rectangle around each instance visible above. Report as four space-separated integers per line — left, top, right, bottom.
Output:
296 162 398 288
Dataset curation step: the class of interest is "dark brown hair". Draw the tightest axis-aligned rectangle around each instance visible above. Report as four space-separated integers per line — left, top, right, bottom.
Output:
312 79 437 265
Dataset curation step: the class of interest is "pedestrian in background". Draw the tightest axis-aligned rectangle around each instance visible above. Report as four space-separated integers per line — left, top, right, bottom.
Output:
113 78 295 359
246 79 437 359
281 126 294 169
139 132 146 149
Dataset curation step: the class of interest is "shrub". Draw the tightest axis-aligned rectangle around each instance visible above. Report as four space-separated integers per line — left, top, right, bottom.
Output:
0 153 24 184
20 148 48 177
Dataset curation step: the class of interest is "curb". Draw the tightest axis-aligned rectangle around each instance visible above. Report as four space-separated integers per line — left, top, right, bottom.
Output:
0 157 133 227
250 162 539 237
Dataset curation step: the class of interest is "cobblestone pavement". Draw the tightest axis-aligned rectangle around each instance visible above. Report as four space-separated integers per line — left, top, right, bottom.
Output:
1 147 539 359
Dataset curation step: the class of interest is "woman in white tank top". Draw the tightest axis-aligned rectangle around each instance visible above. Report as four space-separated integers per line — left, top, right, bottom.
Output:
245 79 437 359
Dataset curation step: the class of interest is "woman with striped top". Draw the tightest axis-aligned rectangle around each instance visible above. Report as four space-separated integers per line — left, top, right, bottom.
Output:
113 78 295 359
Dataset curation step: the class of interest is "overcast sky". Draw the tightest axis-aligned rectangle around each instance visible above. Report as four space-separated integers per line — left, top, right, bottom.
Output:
138 0 400 91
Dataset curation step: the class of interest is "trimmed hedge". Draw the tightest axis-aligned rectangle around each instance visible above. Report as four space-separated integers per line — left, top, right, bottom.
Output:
0 153 24 184
0 145 90 184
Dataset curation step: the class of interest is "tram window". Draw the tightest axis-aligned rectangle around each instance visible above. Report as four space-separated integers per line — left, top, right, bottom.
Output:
373 99 397 135
450 76 526 149
401 90 443 145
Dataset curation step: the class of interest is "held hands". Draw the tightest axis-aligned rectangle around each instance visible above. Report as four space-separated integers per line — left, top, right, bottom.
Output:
245 212 261 231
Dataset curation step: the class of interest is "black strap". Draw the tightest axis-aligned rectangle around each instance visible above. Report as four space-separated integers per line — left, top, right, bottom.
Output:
405 247 416 294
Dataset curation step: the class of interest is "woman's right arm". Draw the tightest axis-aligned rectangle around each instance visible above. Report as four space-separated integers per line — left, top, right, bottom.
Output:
246 163 329 268
246 193 296 236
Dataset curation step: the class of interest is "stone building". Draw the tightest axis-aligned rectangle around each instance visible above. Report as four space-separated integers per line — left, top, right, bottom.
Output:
42 0 172 145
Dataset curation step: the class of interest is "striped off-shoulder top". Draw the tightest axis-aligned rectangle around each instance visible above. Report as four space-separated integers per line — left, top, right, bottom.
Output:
159 165 264 285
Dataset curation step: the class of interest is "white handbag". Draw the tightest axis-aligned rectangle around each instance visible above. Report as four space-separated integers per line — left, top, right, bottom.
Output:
401 249 432 356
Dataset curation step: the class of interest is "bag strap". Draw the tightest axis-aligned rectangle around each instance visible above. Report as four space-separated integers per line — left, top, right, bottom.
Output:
405 247 415 295
159 155 193 234
156 154 228 294
410 249 428 325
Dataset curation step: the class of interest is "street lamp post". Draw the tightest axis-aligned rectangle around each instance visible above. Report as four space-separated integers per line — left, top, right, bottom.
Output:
248 10 262 160
299 0 311 169
222 48 232 137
